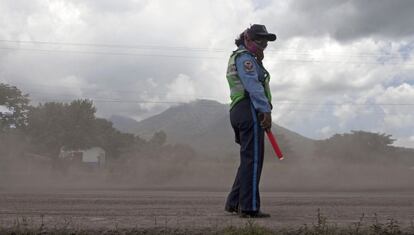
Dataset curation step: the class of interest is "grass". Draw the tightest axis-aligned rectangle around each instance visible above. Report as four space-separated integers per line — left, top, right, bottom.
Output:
1 210 414 235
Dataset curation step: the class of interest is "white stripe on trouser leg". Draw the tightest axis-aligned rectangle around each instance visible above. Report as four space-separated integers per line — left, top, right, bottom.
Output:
250 103 258 211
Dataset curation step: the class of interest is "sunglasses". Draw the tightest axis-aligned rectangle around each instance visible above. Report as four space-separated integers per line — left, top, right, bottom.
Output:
253 39 268 49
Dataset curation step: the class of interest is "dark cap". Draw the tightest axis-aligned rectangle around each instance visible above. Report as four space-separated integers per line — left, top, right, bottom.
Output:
247 24 277 41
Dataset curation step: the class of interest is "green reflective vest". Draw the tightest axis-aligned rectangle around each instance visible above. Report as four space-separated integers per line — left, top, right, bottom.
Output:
226 48 272 109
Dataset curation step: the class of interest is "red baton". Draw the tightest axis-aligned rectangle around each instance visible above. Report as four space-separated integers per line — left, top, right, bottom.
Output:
265 130 284 160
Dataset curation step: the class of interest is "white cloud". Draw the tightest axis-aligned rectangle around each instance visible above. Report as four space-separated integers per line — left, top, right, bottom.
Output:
318 126 334 139
376 83 414 131
166 74 196 102
1 0 414 147
56 75 86 96
333 104 358 128
383 114 413 129
394 136 414 149
377 83 414 103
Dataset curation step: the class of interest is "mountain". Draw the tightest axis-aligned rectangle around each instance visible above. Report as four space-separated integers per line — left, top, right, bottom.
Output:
110 99 315 159
109 100 414 189
109 115 140 134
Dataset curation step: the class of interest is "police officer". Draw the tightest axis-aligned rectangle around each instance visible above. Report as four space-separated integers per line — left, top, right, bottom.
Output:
225 24 276 218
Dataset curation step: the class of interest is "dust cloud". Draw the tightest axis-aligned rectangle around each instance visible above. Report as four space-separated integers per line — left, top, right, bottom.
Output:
1 144 413 192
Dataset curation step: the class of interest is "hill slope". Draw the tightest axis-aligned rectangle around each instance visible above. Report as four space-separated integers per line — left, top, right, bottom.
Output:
111 99 315 159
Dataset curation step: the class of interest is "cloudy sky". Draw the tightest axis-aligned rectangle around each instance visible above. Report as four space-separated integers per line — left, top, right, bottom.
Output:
1 0 414 148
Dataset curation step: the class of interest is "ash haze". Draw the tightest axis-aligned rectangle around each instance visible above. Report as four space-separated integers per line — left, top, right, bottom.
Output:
1 0 414 148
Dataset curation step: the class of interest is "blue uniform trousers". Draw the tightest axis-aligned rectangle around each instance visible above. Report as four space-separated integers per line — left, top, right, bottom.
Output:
225 98 265 212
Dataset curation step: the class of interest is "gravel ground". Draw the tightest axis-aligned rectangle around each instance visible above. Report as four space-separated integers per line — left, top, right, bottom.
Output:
0 189 413 230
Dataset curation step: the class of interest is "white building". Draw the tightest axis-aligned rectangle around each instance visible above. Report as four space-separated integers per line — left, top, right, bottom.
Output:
60 147 106 167
82 147 106 167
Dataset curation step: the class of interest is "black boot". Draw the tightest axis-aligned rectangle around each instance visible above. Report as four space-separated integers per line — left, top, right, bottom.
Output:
225 205 239 214
239 211 271 218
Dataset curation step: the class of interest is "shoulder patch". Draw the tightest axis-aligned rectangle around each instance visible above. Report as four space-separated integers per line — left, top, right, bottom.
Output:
243 60 254 72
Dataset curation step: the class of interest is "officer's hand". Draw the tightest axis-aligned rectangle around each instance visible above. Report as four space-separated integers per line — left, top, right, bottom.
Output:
259 112 272 131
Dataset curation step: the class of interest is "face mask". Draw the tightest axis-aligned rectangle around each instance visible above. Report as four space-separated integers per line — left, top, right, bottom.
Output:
244 32 267 61
245 39 261 54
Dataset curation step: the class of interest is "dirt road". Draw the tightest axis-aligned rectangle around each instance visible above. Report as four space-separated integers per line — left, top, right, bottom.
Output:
0 189 413 230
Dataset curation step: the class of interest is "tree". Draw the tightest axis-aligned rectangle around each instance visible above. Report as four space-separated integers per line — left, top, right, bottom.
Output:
0 83 30 161
27 100 97 158
93 118 134 159
315 130 396 163
149 131 167 147
26 98 137 161
0 83 30 131
63 99 97 150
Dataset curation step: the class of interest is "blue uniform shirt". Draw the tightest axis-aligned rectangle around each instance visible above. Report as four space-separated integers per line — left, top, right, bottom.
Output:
235 46 272 113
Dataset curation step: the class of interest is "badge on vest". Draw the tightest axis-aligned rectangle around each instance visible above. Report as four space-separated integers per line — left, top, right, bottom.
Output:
243 60 254 72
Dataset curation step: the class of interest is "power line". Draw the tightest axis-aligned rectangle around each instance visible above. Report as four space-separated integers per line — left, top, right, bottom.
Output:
24 85 414 107
1 39 412 62
22 89 414 107
28 96 414 106
30 97 186 104
23 94 414 116
0 39 227 52
274 102 414 106
15 86 414 107
1 39 408 58
0 47 222 60
1 46 412 66
27 90 201 99
27 98 413 116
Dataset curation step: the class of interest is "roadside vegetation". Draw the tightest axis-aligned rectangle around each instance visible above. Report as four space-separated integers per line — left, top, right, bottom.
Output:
0 82 197 184
2 82 414 183
1 211 413 235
